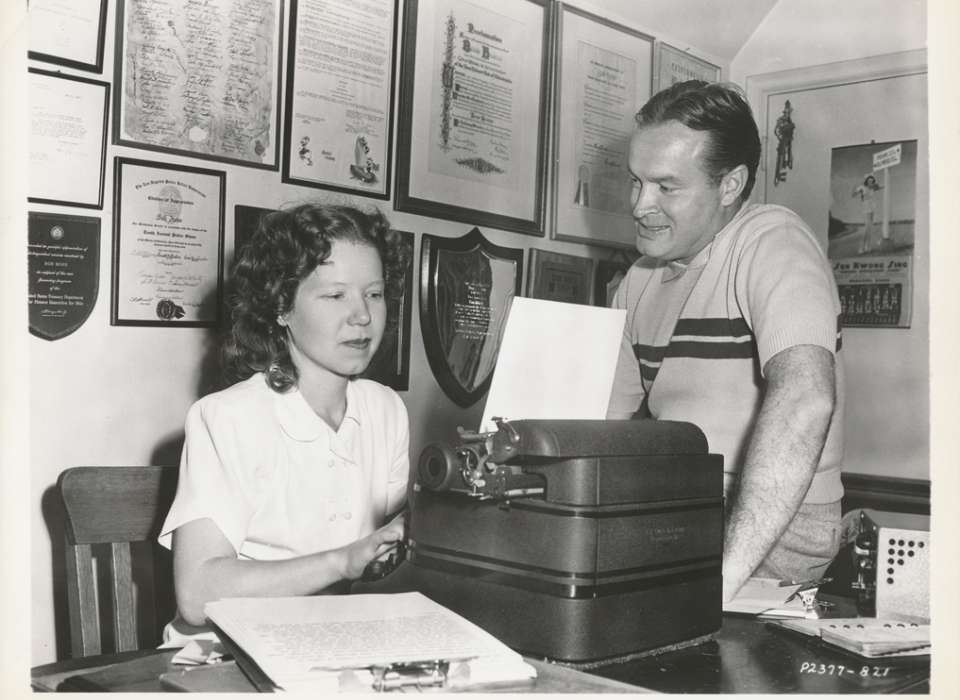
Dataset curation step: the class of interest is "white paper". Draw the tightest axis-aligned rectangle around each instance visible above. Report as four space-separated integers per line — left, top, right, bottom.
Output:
205 592 534 687
479 296 626 432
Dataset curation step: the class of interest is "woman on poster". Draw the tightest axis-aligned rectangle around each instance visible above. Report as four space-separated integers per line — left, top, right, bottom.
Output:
852 174 882 254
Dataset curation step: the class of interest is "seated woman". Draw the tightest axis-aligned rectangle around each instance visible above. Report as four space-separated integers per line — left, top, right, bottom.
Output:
158 204 409 644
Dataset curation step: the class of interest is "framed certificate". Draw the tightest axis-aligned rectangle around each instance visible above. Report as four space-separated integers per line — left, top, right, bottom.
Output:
111 158 226 327
28 0 108 73
113 0 284 169
395 0 550 236
656 42 721 91
282 0 398 198
526 248 594 306
552 3 653 249
29 68 110 209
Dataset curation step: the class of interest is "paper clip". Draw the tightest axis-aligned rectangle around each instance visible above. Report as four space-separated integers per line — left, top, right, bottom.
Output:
370 660 449 691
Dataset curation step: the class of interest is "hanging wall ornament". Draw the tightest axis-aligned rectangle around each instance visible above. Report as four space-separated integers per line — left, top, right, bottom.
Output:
773 100 795 186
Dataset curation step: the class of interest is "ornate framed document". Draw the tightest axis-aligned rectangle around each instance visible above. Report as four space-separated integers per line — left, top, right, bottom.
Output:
28 0 109 73
420 227 523 407
282 0 398 198
396 0 550 236
552 3 653 249
526 248 594 305
656 42 721 91
113 0 284 169
111 158 226 327
29 68 110 209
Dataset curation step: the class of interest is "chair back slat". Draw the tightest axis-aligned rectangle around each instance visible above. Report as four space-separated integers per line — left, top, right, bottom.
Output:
58 466 178 658
64 543 101 657
110 542 138 652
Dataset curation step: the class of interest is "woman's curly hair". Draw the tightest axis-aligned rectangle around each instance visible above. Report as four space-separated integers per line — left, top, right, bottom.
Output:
222 204 406 392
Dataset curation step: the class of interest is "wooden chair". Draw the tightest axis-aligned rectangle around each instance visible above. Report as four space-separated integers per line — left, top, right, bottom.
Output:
58 466 179 657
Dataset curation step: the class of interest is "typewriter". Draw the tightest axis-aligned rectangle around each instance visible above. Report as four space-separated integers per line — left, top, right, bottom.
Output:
359 418 724 665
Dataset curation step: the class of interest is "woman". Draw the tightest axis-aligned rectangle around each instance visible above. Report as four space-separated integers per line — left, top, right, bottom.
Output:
158 204 409 643
852 174 882 254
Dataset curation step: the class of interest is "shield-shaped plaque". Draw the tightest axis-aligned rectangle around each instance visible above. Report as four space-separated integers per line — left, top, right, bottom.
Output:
28 212 100 340
420 228 524 407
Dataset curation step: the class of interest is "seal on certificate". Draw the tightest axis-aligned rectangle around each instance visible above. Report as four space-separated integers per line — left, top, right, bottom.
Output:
156 299 185 320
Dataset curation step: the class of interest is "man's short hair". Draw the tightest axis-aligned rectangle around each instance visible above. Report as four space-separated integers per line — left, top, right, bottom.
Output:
635 80 762 202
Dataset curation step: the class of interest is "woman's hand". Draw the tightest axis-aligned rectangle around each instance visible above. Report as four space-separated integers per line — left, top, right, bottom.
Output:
339 513 406 580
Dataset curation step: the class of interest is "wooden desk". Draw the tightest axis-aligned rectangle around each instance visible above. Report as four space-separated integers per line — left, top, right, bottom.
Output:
31 649 644 693
32 613 928 694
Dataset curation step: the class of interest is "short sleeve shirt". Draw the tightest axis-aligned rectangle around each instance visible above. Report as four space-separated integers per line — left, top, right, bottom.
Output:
158 374 410 560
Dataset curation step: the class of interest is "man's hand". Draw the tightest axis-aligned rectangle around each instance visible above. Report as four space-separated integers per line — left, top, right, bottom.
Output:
722 344 835 602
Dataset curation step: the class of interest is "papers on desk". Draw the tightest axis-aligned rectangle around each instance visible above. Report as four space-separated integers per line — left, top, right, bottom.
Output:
722 577 818 619
479 297 626 432
204 592 536 692
772 617 930 658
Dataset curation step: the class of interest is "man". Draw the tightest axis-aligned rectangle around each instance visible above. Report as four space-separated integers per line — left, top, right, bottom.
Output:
607 81 844 602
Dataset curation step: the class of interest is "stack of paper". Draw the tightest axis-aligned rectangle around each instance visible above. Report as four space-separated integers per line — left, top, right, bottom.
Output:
775 617 930 658
722 577 817 618
204 592 536 692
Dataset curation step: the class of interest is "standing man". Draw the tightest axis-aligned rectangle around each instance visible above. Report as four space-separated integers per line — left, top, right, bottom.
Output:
607 81 844 602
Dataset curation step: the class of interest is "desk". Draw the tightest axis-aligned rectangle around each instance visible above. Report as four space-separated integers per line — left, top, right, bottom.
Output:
31 614 928 694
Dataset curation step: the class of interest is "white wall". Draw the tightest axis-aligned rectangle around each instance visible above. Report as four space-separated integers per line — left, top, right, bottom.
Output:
25 0 933 665
730 0 926 84
732 0 929 482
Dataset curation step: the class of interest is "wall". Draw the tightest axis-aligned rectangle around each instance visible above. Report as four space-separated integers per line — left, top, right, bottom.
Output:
24 0 732 665
732 0 929 481
24 0 933 665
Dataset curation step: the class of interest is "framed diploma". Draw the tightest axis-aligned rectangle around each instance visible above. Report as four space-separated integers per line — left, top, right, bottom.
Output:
29 69 110 209
282 0 398 199
396 0 550 236
113 0 284 170
552 3 653 249
111 158 226 327
28 0 108 73
526 248 594 306
656 42 721 91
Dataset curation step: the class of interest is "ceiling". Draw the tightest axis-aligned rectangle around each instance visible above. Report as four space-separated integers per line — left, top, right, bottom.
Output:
588 0 780 62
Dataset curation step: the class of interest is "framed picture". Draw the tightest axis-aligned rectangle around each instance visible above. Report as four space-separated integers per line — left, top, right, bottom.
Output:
656 42 721 91
29 68 110 209
552 3 654 249
111 158 226 327
526 249 594 305
282 0 398 199
592 251 637 308
28 0 108 73
362 230 415 390
395 0 550 236
113 0 284 170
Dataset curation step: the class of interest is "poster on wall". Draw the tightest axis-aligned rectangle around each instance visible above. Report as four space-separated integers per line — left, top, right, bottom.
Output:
827 140 917 328
282 0 398 198
395 0 550 236
112 157 225 327
113 0 284 169
552 4 654 249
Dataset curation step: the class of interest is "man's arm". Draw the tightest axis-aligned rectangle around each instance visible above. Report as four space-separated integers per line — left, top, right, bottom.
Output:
721 344 836 602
